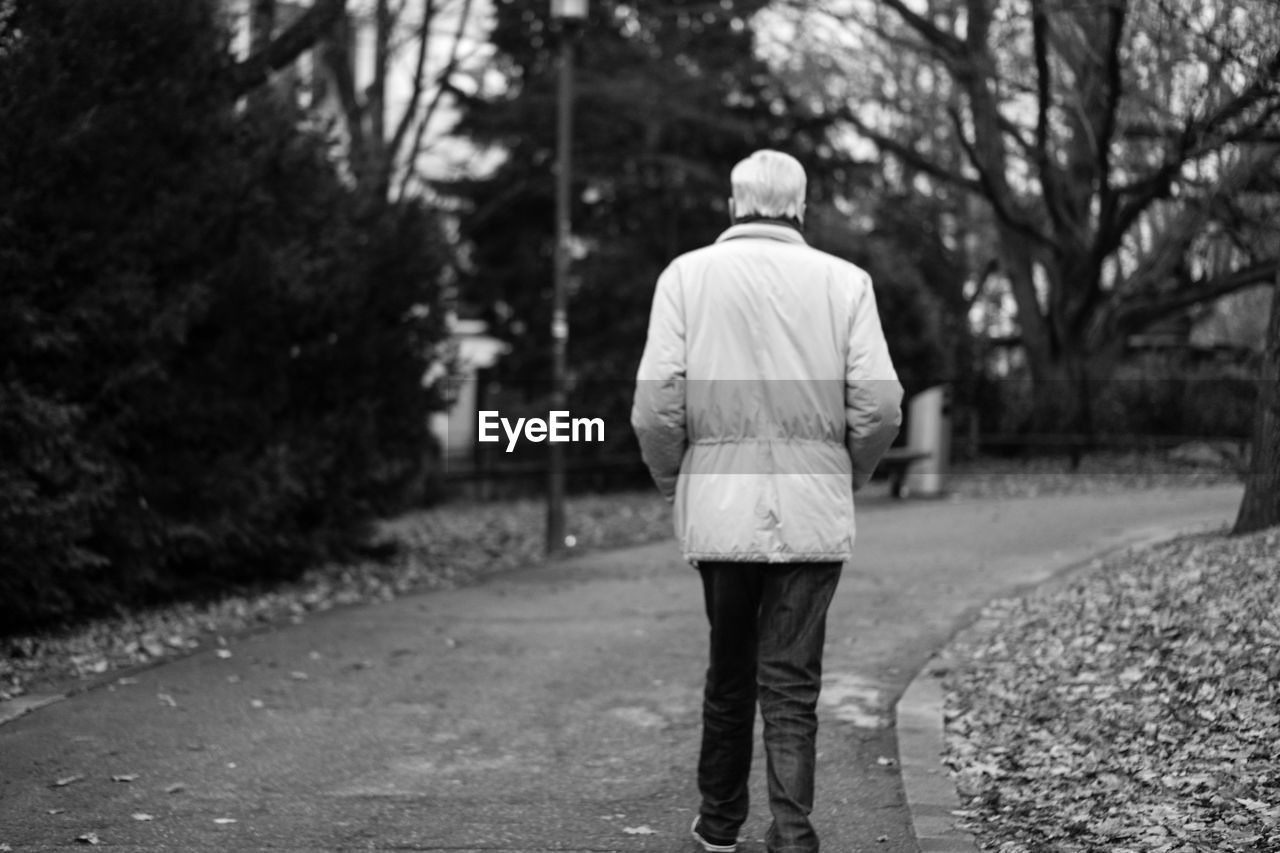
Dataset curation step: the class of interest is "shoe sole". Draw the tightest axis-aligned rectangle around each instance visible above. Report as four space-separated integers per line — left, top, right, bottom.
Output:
690 816 738 853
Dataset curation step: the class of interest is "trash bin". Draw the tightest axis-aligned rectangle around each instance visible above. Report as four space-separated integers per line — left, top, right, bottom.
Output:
905 384 951 497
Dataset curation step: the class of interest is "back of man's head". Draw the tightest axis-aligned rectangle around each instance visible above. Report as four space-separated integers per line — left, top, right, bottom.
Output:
730 150 806 224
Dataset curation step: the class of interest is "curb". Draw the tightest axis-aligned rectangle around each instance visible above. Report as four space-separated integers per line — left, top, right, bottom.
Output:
0 645 203 728
0 597 341 729
896 649 981 853
893 518 1228 853
0 692 66 726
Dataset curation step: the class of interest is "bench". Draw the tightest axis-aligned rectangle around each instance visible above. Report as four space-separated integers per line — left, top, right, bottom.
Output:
875 448 930 498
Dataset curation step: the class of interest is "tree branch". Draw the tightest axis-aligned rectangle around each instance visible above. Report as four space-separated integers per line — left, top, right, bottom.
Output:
946 107 1055 249
835 106 982 195
877 0 966 64
371 0 392 150
1117 259 1280 335
416 0 475 134
1092 0 1127 229
1103 45 1280 250
229 0 345 98
249 0 276 55
389 0 435 167
1030 0 1068 236
1121 124 1280 144
998 113 1037 158
317 9 367 169
965 257 1001 312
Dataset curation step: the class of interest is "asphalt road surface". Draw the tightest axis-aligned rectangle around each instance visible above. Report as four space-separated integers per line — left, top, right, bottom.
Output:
0 485 1243 852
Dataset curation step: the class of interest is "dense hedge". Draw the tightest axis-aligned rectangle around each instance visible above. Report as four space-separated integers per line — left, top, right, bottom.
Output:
971 354 1258 445
0 0 448 631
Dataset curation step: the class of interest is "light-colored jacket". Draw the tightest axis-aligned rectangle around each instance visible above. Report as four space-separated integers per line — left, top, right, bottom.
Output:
631 221 903 562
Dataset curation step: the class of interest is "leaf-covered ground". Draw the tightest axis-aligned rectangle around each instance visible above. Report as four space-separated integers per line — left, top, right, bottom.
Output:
0 450 1240 707
944 527 1280 853
0 491 672 702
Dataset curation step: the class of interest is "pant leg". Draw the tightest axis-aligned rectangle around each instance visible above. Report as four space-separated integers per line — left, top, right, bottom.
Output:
756 562 842 853
696 561 764 842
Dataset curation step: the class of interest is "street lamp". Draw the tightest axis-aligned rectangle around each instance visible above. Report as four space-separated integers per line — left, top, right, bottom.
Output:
547 0 586 556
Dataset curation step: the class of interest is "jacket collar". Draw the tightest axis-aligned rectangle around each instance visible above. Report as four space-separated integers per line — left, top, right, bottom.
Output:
715 221 807 246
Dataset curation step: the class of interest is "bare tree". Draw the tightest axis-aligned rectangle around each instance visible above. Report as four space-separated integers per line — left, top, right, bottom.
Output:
228 0 483 205
316 0 480 205
767 0 1280 433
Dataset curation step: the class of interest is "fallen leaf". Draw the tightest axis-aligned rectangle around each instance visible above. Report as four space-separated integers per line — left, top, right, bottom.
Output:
622 825 656 835
0 492 675 714
51 774 84 788
156 693 177 708
116 677 139 686
876 756 898 767
48 808 66 814
215 649 232 659
288 671 308 681
944 529 1280 853
75 832 101 845
165 783 187 794
249 699 265 709
131 813 155 822
213 818 237 825
111 774 139 783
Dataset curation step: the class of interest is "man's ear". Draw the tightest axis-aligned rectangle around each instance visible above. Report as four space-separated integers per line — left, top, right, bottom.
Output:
797 202 806 226
727 197 736 224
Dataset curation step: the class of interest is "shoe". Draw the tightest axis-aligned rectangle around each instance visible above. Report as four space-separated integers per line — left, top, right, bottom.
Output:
691 815 738 853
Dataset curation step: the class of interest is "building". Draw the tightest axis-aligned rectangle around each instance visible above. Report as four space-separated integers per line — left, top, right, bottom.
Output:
428 318 508 469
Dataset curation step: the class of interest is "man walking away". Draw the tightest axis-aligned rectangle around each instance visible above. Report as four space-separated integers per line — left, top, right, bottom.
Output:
631 150 903 853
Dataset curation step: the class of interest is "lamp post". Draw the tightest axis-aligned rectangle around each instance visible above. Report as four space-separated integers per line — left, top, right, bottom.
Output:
547 0 586 556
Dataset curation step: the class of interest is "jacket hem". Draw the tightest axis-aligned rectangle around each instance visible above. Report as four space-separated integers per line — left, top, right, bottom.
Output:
682 550 851 563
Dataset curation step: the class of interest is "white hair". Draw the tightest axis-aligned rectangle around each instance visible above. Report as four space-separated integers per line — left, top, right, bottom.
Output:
730 150 806 221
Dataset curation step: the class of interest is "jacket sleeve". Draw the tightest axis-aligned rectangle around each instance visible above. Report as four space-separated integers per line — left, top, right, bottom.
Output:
631 265 687 502
845 275 904 491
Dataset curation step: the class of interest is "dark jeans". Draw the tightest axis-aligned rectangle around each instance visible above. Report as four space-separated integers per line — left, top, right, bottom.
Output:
696 560 842 853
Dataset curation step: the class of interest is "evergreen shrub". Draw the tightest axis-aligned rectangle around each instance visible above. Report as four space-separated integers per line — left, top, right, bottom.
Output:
0 0 447 631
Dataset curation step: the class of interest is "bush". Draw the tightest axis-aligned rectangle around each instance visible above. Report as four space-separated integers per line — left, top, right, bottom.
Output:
0 383 119 619
971 353 1258 449
1094 354 1257 439
0 0 448 631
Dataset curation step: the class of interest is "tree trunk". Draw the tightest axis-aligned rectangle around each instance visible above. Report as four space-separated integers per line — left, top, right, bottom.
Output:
1027 349 1099 469
1233 278 1280 534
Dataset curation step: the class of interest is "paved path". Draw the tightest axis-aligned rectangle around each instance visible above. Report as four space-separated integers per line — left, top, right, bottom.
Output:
0 486 1243 852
